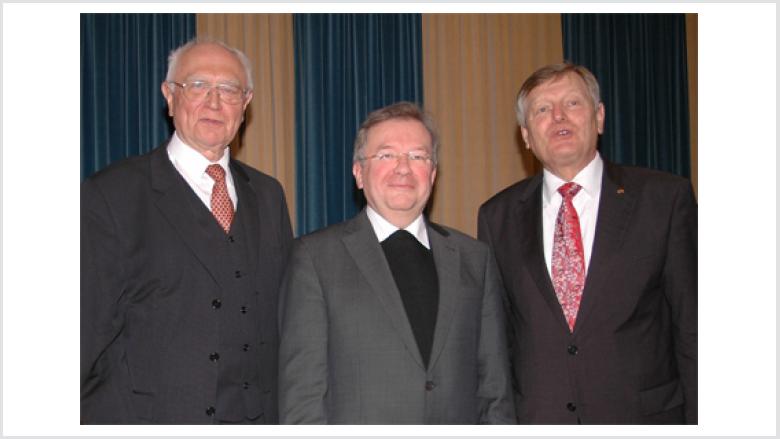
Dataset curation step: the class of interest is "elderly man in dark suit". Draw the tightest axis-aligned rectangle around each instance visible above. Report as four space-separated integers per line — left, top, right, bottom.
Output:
278 102 515 424
478 63 697 424
81 38 293 424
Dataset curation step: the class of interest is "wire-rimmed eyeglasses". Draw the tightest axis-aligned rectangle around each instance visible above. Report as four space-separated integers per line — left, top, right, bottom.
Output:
168 80 248 105
359 150 433 166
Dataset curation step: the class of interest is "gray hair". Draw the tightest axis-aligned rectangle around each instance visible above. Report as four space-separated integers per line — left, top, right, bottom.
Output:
165 37 254 90
353 101 440 166
515 62 601 128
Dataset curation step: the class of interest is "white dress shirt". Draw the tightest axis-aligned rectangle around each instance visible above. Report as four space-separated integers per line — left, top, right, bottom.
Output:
166 132 238 210
541 153 603 275
366 206 430 250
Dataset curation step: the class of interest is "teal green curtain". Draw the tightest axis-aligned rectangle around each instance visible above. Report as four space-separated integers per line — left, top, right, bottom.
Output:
81 13 196 181
562 14 691 178
294 14 423 235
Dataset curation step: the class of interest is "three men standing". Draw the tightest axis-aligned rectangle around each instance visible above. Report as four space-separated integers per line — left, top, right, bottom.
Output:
81 39 695 426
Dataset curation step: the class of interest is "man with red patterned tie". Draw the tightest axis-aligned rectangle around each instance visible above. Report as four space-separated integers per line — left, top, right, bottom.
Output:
81 38 293 424
478 63 697 424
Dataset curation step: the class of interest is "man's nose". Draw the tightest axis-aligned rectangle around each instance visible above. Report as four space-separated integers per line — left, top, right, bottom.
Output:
393 154 412 174
552 105 565 122
204 87 222 108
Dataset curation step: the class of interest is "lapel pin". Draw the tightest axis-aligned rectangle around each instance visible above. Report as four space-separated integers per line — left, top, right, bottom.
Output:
616 188 625 194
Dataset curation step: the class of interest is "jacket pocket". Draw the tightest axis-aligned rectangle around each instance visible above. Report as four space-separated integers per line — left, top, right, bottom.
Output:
639 378 684 415
121 351 156 422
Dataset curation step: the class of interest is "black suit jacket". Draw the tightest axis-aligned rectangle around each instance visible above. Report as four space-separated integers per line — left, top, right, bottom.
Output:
81 143 293 423
478 161 697 424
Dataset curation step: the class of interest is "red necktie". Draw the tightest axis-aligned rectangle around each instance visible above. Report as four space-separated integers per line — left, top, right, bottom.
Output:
551 182 585 332
205 164 234 233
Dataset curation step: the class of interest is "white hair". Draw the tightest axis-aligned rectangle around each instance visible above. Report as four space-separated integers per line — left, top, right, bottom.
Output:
165 37 254 90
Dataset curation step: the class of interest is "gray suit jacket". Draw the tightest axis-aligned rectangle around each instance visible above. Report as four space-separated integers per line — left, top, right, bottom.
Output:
278 210 515 424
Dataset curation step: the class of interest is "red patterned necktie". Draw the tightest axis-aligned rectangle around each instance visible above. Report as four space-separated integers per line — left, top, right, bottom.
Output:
552 182 585 332
205 164 234 233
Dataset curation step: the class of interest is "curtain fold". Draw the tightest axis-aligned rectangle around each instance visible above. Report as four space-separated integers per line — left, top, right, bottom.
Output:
562 13 691 178
294 14 423 235
80 13 196 181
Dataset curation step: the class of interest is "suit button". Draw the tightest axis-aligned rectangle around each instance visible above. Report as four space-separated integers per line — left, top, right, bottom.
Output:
228 235 235 243
235 270 242 278
242 343 250 352
206 406 215 416
243 382 250 390
209 352 220 361
240 306 248 314
567 344 578 355
566 402 577 412
211 299 222 309
425 381 435 391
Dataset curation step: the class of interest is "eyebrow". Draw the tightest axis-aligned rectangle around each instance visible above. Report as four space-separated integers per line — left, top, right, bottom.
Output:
375 145 431 151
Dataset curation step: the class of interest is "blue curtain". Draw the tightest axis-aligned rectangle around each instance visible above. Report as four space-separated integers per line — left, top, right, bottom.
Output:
562 14 691 178
81 13 196 181
294 14 424 235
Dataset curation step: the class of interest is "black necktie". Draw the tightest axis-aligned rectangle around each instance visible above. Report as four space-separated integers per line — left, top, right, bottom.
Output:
381 229 439 368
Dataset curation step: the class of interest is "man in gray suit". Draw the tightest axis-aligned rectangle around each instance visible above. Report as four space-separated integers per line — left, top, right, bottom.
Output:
278 102 515 424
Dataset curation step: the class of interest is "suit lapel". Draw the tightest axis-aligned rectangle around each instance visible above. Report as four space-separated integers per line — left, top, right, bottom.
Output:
514 176 572 331
574 162 634 333
231 162 260 273
149 144 229 290
426 223 458 371
342 211 425 369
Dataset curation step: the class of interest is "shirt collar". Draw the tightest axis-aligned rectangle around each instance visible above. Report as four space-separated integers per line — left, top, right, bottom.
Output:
542 152 603 205
167 131 231 176
366 206 430 249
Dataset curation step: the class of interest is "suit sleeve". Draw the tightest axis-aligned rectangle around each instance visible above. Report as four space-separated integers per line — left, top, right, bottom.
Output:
80 180 129 420
663 180 698 424
278 239 329 424
478 207 522 422
476 247 517 424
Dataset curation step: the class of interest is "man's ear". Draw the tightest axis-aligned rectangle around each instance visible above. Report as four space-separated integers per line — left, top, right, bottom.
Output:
243 90 254 112
161 82 174 117
352 161 364 189
596 102 605 135
520 126 530 149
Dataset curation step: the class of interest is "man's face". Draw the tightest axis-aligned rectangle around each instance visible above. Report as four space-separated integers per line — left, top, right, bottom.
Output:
161 43 253 159
521 72 605 180
353 118 437 228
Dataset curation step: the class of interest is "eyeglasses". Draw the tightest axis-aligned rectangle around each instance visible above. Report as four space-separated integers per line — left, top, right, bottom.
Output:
168 80 248 105
359 150 433 165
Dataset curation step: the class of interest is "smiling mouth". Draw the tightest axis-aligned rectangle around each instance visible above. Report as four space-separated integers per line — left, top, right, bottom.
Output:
555 129 572 136
389 183 415 190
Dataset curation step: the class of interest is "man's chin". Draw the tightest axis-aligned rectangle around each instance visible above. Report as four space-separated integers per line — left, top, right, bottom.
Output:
386 202 421 216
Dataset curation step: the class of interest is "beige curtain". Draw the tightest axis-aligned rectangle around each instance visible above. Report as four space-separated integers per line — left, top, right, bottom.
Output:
422 14 563 237
197 14 297 230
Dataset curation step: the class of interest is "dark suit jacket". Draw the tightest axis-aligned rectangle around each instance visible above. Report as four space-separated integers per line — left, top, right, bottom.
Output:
81 143 293 424
278 210 515 424
478 161 697 424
